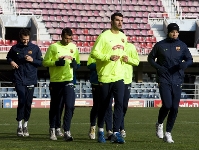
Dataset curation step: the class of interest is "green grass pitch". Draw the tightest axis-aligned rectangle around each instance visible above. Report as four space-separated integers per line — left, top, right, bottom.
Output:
0 107 198 150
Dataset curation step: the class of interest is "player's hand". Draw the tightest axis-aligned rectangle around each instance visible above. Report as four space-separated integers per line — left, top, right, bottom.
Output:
55 58 65 66
122 55 128 63
25 55 33 62
60 55 73 60
11 61 19 69
110 55 120 61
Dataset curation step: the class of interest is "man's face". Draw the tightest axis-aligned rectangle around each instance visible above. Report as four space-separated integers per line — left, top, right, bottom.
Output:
111 16 123 30
61 34 72 45
20 35 29 45
168 30 179 39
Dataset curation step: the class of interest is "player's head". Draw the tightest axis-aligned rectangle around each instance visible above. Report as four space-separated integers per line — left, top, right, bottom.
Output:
19 29 30 45
167 23 179 39
111 12 123 31
61 28 73 45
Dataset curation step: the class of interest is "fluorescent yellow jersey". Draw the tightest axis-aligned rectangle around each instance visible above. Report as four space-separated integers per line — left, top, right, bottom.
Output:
43 41 77 82
123 43 140 84
75 48 80 65
87 54 96 66
90 30 127 83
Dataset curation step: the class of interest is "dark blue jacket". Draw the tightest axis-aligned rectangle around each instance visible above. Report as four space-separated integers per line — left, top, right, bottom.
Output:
87 63 98 85
148 38 193 84
6 42 43 85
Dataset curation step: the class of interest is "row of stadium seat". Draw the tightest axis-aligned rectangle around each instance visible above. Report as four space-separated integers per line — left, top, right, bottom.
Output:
16 0 163 5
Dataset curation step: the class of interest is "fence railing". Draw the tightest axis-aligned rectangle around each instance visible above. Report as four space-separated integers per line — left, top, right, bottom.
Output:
0 82 197 100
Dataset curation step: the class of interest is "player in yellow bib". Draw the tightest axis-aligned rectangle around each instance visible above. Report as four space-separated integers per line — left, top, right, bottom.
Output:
43 28 77 141
120 36 140 137
90 12 127 144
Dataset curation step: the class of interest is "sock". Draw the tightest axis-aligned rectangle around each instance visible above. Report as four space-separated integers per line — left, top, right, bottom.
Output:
23 121 28 128
18 120 22 128
98 128 104 132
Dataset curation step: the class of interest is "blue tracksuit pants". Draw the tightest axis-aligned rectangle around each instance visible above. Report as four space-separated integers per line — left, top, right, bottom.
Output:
90 84 113 131
97 80 124 132
158 83 182 132
120 83 131 130
15 84 34 121
49 81 75 131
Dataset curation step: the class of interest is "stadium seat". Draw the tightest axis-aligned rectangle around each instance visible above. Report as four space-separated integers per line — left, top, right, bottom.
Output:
88 41 94 47
10 40 17 46
137 36 144 42
4 40 10 46
146 42 153 49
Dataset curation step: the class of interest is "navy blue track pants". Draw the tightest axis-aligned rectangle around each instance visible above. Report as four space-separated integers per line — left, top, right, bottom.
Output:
97 80 124 132
15 84 34 121
49 82 75 131
120 83 131 130
90 84 113 131
158 83 182 132
55 89 75 129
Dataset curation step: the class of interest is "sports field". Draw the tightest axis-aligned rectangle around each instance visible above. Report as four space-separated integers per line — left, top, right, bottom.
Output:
0 107 198 150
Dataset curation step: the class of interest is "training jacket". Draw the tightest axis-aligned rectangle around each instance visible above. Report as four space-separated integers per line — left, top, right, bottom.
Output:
148 38 193 84
90 30 127 83
6 42 43 85
123 43 140 84
43 41 77 82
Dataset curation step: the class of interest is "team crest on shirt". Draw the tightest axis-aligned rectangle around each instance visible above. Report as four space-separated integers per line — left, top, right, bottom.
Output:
176 47 180 51
28 50 32 54
70 49 73 53
121 38 124 43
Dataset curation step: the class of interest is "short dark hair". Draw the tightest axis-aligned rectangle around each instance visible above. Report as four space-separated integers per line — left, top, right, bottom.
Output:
19 29 30 38
61 28 73 36
111 12 123 21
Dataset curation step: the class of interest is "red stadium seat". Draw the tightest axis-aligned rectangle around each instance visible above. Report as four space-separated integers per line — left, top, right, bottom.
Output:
71 29 76 34
131 36 137 42
82 42 89 47
145 37 152 42
85 35 91 41
76 41 82 47
56 16 62 22
10 40 17 46
37 40 45 47
52 34 60 41
147 30 154 36
73 35 79 41
31 41 37 45
146 42 153 49
89 42 94 46
140 42 146 48
45 22 52 28
4 40 10 46
83 29 89 34
137 36 144 43
151 36 157 42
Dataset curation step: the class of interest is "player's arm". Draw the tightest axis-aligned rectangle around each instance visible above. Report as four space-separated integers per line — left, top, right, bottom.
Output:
75 48 80 69
42 45 56 67
29 46 43 67
125 44 140 66
90 34 111 61
181 47 193 68
87 55 96 71
147 44 162 69
6 46 19 69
